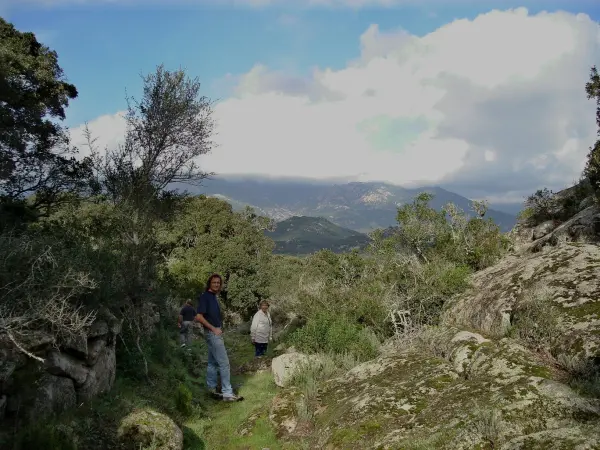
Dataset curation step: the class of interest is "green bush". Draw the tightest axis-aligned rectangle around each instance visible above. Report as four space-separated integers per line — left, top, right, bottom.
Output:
175 383 193 416
289 311 379 360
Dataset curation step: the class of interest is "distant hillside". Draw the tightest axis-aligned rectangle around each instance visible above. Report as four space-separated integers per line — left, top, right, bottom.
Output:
184 178 517 233
265 216 370 255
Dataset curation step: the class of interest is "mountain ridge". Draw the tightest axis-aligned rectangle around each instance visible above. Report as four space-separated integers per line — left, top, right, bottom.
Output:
180 177 517 233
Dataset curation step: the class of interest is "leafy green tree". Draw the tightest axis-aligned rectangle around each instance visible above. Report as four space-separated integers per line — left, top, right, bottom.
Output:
159 196 274 316
0 18 91 216
584 66 600 196
395 192 448 263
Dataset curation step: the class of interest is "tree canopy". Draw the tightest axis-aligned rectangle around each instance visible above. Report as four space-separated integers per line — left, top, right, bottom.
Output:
0 17 90 215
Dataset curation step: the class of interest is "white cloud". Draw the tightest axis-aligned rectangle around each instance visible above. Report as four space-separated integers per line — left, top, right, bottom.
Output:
72 8 600 201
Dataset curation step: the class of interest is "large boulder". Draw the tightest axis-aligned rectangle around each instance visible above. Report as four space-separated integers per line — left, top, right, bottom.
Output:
117 408 183 450
272 352 320 388
271 329 600 449
442 243 600 364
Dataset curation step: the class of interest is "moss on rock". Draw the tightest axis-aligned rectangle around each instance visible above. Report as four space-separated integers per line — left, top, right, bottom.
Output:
117 408 183 450
271 330 600 449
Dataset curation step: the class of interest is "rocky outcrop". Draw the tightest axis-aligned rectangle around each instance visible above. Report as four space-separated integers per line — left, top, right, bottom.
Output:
1 310 122 425
271 329 600 449
117 408 183 450
443 241 600 367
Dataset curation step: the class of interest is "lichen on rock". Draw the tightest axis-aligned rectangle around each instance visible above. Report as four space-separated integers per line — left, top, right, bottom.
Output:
117 408 183 450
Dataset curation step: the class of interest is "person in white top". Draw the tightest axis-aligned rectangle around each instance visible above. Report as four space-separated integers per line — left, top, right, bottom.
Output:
250 300 273 357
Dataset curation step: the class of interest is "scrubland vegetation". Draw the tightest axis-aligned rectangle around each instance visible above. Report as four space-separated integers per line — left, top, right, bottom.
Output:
1 15 600 449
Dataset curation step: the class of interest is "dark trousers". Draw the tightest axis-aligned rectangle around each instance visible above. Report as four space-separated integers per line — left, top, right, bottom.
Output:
254 342 268 357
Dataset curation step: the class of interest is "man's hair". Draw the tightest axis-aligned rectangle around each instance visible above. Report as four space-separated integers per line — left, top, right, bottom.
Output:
205 273 223 292
259 300 270 307
185 299 193 306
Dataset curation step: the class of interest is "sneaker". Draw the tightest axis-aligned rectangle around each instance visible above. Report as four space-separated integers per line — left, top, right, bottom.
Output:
180 343 186 348
222 394 243 402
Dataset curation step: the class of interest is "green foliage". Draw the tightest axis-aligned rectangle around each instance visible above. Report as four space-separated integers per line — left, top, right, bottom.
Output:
394 193 510 271
13 423 78 450
0 18 92 215
159 196 274 316
272 193 509 360
520 188 557 226
175 383 194 416
519 179 594 227
584 66 600 197
290 311 379 360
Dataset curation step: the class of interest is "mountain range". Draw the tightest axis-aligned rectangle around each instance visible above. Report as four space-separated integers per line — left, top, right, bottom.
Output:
183 177 517 233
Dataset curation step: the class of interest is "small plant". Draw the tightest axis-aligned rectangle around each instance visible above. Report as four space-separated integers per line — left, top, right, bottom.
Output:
175 383 193 416
470 406 505 449
509 284 562 351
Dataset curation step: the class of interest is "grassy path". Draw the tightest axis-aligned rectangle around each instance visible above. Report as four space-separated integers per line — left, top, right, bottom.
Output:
183 331 300 450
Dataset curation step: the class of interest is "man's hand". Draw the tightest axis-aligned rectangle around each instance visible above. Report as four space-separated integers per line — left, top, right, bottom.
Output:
213 328 223 336
251 338 255 344
177 323 181 328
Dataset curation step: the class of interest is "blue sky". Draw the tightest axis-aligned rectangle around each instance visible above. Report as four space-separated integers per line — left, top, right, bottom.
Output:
3 1 600 204
5 0 599 127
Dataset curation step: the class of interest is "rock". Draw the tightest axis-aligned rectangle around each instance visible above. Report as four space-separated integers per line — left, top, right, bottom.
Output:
0 395 6 420
272 352 320 388
532 220 556 240
117 408 183 450
64 333 88 359
580 195 595 211
271 331 600 449
531 205 600 252
88 320 109 338
78 340 116 401
30 373 76 421
270 388 303 438
0 360 16 392
45 350 90 386
86 338 107 366
443 243 600 364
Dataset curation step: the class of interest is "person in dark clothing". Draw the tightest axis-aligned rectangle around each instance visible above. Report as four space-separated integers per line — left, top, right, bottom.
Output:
178 299 196 347
195 273 241 402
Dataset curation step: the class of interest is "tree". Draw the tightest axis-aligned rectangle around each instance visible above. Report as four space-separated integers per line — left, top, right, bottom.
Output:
0 18 90 215
92 64 216 204
584 66 600 195
159 196 274 316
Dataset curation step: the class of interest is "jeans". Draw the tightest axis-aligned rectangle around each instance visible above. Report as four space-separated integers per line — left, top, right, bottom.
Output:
254 342 268 357
205 331 234 397
179 321 193 345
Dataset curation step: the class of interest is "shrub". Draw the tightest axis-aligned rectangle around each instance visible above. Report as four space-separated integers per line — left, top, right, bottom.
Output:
289 311 379 360
175 383 193 416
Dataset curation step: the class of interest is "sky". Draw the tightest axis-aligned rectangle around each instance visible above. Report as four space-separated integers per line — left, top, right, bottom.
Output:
3 0 600 206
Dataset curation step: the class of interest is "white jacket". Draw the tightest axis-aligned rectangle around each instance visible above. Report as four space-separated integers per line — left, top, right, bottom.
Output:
250 310 273 344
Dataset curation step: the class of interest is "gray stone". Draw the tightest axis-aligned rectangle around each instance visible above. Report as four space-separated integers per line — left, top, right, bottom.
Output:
45 350 90 386
30 373 76 420
532 220 556 240
271 352 320 387
78 341 116 401
86 338 107 366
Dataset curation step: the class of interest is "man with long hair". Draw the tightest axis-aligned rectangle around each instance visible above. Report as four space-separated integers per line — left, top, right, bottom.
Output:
195 273 242 402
